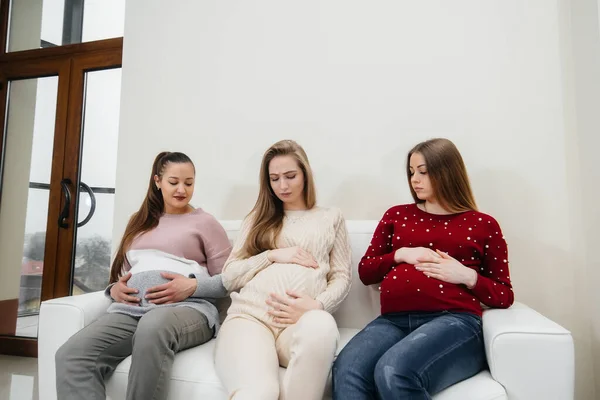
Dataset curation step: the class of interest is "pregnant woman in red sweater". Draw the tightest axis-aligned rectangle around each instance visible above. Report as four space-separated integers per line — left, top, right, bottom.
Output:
332 138 514 400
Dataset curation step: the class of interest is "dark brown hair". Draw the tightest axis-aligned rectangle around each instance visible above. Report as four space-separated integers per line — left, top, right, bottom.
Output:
407 138 477 213
240 140 316 257
109 152 194 283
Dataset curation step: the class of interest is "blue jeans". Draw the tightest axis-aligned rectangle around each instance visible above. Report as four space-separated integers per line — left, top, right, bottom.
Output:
332 311 486 400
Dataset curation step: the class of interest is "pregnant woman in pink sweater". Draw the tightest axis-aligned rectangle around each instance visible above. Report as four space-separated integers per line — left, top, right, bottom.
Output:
55 152 232 400
215 140 353 400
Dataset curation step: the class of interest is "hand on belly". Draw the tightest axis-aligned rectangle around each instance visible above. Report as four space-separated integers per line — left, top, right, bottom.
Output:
129 271 195 305
266 290 323 325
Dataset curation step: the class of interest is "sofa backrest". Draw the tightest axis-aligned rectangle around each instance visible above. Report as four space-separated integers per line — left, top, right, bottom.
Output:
220 220 381 330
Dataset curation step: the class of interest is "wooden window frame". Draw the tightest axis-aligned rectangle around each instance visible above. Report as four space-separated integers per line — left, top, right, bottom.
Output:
0 0 123 357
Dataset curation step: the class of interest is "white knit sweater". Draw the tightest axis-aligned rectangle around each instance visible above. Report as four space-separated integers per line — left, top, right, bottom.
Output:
222 207 352 328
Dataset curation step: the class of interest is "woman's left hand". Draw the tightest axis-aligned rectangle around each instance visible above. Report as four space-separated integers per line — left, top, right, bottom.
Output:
415 250 478 288
266 290 323 325
145 273 197 304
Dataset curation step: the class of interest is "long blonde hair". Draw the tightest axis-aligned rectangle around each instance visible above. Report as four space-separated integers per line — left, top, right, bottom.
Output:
407 138 478 213
241 140 316 257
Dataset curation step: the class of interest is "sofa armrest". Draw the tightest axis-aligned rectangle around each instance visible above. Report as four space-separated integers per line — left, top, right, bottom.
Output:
38 291 111 400
482 302 574 400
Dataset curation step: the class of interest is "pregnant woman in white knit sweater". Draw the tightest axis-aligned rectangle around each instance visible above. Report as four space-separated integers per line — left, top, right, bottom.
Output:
215 140 352 400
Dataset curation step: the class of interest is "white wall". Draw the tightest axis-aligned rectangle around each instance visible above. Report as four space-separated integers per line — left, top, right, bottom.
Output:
566 0 600 396
116 1 597 397
1 0 46 301
0 80 39 301
8 0 43 52
82 0 125 42
8 0 125 51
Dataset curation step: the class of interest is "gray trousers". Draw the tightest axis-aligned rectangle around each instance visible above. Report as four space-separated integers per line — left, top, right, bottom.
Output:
55 306 213 400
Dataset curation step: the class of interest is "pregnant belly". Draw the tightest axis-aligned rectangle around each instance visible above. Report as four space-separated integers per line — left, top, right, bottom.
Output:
241 263 325 299
127 270 184 307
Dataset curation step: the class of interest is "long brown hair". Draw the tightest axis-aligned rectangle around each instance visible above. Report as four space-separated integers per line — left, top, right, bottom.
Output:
407 138 477 213
109 151 194 283
240 140 316 257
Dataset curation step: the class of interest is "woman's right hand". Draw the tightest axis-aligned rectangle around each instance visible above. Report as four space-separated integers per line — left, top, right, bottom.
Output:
394 247 441 265
109 272 141 305
267 247 319 269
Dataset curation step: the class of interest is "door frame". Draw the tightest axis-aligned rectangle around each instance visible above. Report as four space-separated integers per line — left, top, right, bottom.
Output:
0 0 122 357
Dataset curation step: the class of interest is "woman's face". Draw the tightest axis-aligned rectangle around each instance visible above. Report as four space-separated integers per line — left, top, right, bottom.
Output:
155 162 195 214
268 155 306 210
409 152 434 202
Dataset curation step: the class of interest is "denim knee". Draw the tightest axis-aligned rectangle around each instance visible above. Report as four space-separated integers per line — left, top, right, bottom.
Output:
374 352 421 394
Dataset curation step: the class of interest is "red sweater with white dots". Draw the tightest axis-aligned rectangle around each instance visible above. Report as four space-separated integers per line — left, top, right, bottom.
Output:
359 203 514 317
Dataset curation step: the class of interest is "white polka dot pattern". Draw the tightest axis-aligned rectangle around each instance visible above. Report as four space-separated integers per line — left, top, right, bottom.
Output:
357 203 514 316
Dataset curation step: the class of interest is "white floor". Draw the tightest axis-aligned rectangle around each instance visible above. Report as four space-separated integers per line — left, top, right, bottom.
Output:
0 355 38 400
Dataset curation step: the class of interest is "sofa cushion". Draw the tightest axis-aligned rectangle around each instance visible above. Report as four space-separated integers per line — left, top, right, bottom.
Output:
107 327 506 400
106 221 507 400
107 339 227 400
106 328 358 400
434 371 507 400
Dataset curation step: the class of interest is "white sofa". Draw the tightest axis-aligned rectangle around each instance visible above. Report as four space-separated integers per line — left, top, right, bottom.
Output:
38 221 575 400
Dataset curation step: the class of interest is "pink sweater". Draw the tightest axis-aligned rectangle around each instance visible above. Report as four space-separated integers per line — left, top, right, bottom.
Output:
124 208 231 276
107 208 232 328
